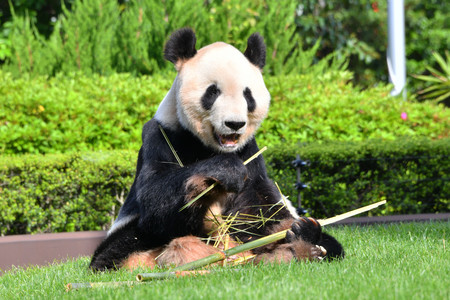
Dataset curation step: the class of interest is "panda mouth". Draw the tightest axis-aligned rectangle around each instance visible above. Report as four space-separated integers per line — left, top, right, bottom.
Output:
216 133 241 148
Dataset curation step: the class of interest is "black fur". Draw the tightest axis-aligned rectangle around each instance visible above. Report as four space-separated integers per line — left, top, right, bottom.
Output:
243 87 256 112
201 84 221 110
164 28 197 64
244 33 266 69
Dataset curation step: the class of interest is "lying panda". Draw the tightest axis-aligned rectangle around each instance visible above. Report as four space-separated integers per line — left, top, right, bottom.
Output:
89 28 344 271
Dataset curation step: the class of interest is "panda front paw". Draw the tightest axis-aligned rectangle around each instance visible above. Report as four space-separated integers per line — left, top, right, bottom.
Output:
285 217 322 245
285 217 327 261
209 154 248 193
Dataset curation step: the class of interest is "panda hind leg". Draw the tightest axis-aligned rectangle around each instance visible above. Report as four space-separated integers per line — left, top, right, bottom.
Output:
89 216 151 271
156 236 219 268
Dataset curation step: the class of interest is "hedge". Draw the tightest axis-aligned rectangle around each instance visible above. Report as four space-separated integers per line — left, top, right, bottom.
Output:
1 138 448 236
1 70 448 155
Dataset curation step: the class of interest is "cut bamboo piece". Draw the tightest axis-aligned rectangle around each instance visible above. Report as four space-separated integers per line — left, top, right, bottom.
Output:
67 271 211 291
137 200 387 281
65 281 140 291
318 200 387 226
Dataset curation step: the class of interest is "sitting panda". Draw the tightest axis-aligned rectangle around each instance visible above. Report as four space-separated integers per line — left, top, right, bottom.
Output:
89 28 344 271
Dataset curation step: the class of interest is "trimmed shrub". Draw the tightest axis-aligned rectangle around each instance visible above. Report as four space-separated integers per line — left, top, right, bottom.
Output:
268 137 449 218
1 70 448 155
0 138 448 235
0 151 135 235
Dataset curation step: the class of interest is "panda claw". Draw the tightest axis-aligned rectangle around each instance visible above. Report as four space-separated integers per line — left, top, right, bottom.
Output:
285 230 296 242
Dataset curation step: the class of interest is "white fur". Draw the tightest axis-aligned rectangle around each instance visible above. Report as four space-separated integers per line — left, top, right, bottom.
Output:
107 214 138 236
154 76 181 130
279 197 300 219
155 42 270 152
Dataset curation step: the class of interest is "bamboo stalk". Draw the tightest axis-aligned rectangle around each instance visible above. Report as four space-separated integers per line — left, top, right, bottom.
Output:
318 200 387 226
65 281 140 291
67 271 212 290
137 253 225 281
137 200 387 281
136 270 212 281
179 147 268 211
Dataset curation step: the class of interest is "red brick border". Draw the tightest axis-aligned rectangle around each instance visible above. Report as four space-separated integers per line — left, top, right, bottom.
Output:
0 230 106 276
1 213 448 275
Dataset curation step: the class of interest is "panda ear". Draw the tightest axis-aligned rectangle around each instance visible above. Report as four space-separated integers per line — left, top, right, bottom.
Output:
164 28 197 65
244 33 266 69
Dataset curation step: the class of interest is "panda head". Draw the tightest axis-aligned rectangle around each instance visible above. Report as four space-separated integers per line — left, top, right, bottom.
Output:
156 28 270 153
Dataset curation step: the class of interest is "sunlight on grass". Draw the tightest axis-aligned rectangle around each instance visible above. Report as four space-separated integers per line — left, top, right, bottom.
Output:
1 222 448 300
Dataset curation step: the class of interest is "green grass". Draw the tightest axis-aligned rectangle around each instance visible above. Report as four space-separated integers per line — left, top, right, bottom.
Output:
1 222 448 299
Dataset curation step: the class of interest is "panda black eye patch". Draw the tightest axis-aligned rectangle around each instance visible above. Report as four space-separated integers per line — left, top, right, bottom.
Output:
201 84 221 110
243 87 256 113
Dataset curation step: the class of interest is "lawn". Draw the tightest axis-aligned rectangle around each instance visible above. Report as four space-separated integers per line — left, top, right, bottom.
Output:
1 222 448 300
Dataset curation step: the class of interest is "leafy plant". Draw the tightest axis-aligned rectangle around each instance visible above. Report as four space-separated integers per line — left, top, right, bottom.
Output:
413 51 450 105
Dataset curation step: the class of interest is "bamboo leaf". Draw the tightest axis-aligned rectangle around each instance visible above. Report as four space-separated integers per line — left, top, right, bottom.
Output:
425 66 447 81
419 84 446 94
413 74 443 83
420 89 447 99
434 90 450 102
432 52 450 76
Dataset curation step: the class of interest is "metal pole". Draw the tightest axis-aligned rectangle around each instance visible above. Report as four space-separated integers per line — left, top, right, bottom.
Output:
387 0 406 100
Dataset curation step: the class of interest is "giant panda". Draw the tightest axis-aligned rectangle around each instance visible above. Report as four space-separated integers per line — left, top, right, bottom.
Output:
89 28 344 271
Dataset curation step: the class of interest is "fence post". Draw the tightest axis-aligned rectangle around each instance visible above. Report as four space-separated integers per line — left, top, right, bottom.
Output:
292 154 308 215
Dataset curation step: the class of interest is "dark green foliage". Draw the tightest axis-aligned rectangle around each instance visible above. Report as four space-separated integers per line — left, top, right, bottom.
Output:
267 137 449 219
293 0 450 91
2 0 448 93
1 138 448 235
2 0 315 77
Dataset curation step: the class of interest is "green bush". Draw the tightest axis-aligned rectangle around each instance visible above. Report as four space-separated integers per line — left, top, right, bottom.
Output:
1 70 448 155
0 138 448 235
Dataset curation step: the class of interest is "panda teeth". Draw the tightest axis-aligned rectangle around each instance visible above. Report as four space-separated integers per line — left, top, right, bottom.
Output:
217 133 240 147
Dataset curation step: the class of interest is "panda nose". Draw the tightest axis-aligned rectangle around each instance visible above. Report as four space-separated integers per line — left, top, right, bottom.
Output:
225 121 246 131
